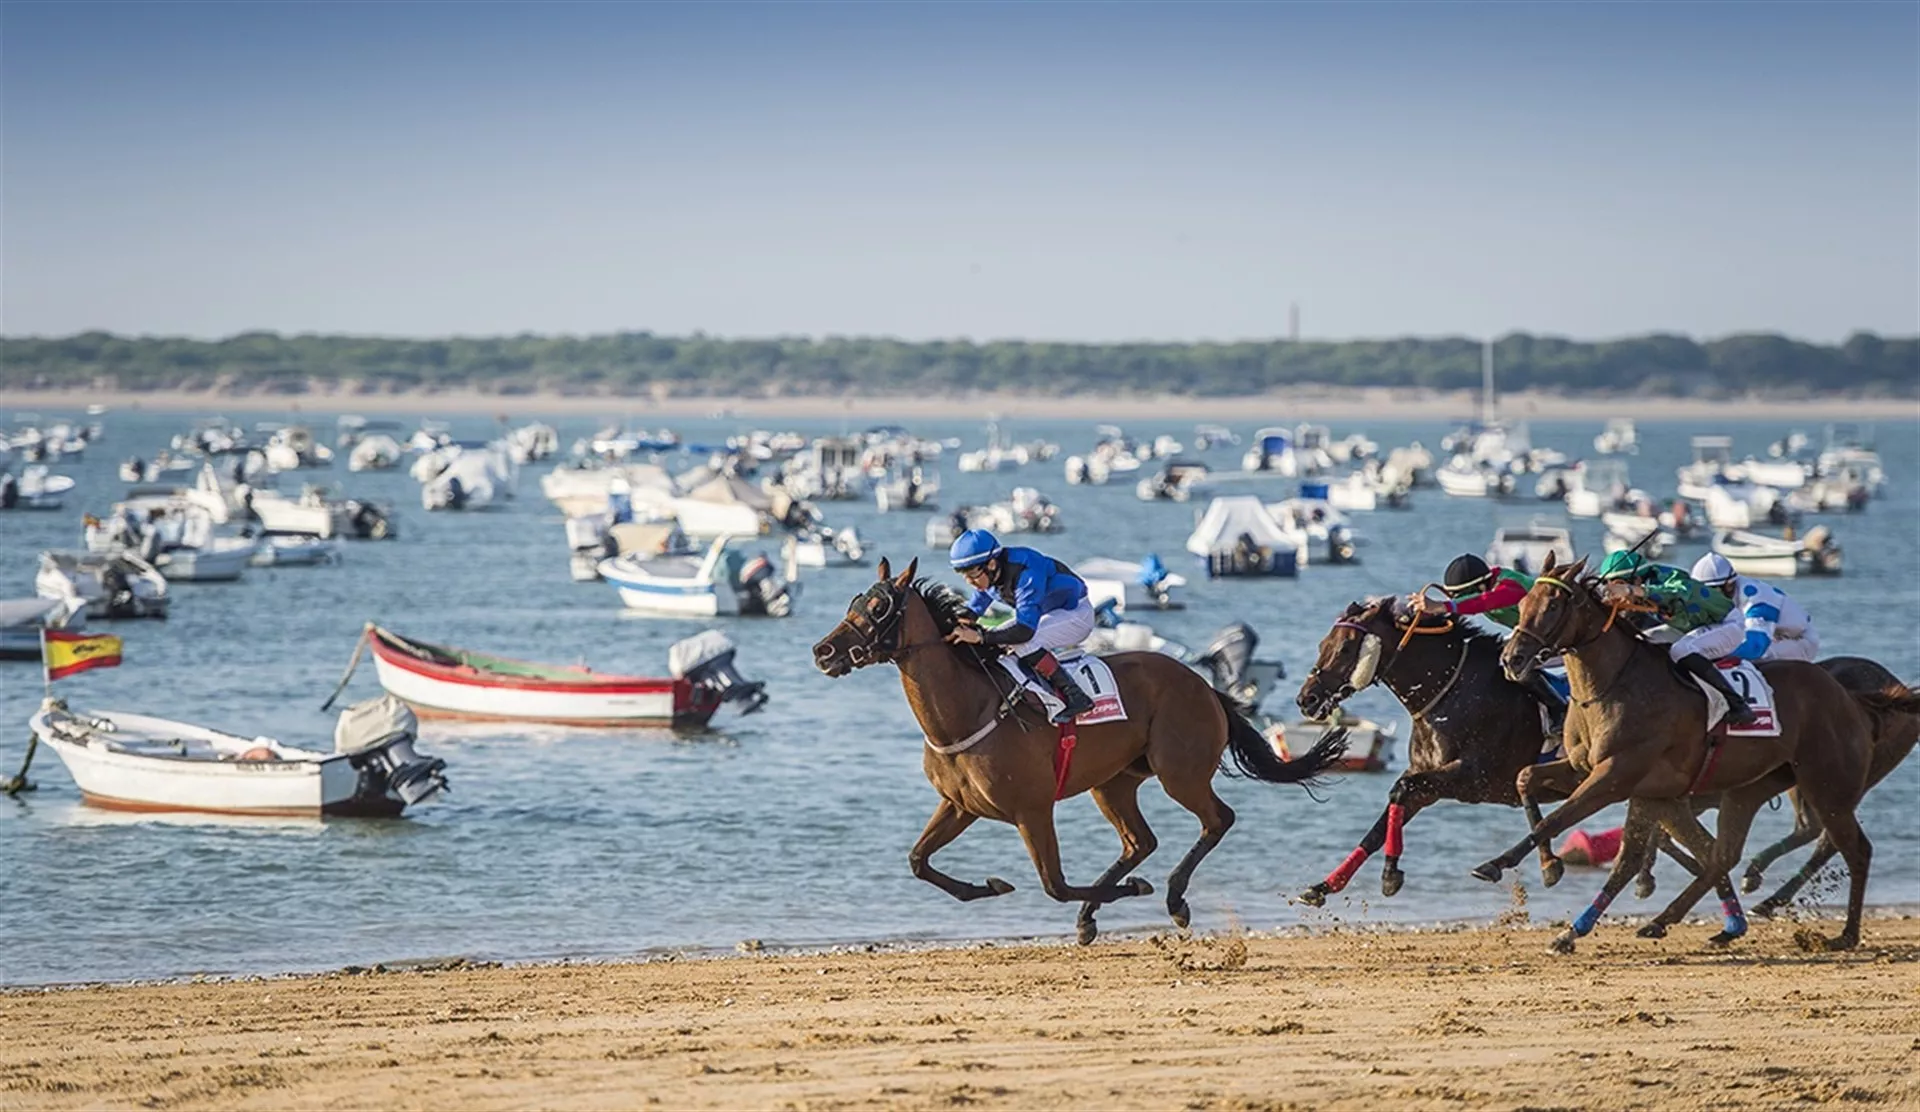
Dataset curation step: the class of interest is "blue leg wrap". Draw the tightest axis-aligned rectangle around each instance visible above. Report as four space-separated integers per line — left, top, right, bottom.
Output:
1720 899 1748 938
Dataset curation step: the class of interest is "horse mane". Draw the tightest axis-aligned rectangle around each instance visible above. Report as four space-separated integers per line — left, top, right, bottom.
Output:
913 578 1001 665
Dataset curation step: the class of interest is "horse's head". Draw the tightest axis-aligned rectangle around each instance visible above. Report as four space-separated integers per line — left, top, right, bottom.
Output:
1501 551 1596 682
1297 597 1402 719
813 557 919 677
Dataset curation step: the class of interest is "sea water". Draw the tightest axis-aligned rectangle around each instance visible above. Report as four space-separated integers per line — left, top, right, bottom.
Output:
1 410 1914 985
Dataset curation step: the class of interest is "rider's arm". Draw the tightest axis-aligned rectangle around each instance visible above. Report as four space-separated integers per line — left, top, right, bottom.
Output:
980 568 1042 647
1731 601 1779 660
1443 577 1526 616
965 588 996 617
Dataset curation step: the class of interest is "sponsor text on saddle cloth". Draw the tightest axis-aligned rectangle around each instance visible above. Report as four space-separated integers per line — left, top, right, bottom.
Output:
997 651 1127 725
1690 660 1782 737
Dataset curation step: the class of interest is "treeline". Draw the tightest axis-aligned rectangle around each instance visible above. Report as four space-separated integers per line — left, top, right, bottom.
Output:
1 330 1913 398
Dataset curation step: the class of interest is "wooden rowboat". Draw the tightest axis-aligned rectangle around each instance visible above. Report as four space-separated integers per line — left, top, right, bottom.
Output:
365 625 740 729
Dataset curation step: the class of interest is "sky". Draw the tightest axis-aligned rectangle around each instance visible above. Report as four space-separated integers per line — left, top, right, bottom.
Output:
1 1 1915 344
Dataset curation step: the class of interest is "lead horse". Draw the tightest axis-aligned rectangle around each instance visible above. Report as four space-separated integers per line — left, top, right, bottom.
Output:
813 558 1346 944
1487 553 1914 950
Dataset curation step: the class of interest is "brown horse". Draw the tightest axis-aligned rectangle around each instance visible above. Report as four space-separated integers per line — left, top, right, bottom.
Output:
1484 553 1905 950
1292 596 1577 903
813 558 1347 944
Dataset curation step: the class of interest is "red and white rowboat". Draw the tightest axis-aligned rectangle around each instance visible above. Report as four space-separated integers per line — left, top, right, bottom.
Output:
364 624 753 729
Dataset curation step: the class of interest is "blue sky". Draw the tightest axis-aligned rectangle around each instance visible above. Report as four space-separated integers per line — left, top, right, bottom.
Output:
2 1 1914 342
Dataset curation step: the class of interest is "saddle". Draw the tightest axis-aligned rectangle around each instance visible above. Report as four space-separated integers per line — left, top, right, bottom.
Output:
995 651 1128 726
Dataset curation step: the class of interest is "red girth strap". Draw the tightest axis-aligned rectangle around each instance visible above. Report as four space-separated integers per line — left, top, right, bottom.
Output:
1688 727 1726 795
1053 722 1078 800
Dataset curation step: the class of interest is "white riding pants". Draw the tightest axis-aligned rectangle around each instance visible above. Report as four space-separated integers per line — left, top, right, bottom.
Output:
1009 598 1097 658
1671 620 1819 663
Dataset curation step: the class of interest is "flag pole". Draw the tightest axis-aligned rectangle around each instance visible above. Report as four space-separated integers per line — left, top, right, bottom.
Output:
40 625 51 699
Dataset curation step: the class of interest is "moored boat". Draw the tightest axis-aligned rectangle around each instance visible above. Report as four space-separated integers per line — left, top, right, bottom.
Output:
27 694 447 817
364 625 766 728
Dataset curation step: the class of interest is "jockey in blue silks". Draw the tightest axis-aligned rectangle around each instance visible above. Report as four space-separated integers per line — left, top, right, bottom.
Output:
945 529 1097 724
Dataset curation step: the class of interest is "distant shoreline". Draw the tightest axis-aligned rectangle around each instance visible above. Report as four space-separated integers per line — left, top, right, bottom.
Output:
5 387 1915 423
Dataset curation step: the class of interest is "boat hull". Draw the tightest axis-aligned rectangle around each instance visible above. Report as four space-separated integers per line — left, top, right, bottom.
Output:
368 632 719 728
40 735 368 816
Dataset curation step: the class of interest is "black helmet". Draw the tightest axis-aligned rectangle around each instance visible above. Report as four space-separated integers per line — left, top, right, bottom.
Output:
1442 553 1493 596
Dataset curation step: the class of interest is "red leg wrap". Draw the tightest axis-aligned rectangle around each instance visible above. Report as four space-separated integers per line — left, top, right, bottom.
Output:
1325 846 1370 892
1385 803 1407 859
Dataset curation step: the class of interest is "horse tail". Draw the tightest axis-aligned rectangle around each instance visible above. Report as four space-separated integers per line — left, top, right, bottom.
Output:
1849 682 1920 717
1217 690 1345 787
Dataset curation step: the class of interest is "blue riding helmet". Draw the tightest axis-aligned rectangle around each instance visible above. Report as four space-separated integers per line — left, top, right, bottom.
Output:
949 528 1003 570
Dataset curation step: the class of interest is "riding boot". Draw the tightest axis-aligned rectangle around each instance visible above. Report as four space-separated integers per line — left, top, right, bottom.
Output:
1021 650 1095 725
1521 669 1568 737
1676 653 1755 725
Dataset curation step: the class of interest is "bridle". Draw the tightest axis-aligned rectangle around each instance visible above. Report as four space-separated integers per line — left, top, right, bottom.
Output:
1511 573 1638 708
1308 609 1467 719
835 581 917 668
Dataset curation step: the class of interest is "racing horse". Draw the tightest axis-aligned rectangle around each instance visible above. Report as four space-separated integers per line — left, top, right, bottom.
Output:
1292 595 1723 906
1487 553 1914 950
813 558 1346 944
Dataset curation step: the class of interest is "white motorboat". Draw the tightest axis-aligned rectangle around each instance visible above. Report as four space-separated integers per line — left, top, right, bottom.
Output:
785 526 865 569
670 472 774 540
1241 427 1299 475
1676 436 1735 500
1269 496 1358 564
0 465 75 511
87 500 258 581
1712 527 1843 578
1593 418 1638 455
874 465 939 512
1310 473 1381 513
347 433 405 472
1702 482 1785 531
119 452 195 483
1550 459 1630 518
1135 460 1208 502
599 536 798 618
249 534 342 567
152 536 258 582
1486 520 1575 577
262 425 334 471
0 595 86 660
420 450 503 511
27 695 446 817
36 551 171 620
1436 455 1514 498
1078 554 1187 612
1186 496 1306 578
505 422 559 465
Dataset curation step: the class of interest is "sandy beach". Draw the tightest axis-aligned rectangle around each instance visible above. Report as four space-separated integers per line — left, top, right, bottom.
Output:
4 916 1916 1111
4 386 1915 423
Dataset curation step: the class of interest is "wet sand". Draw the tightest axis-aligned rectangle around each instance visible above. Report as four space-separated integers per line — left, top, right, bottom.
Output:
4 917 1917 1111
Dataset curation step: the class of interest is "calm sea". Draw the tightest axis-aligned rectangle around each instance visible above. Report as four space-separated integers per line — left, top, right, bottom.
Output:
2 408 1914 985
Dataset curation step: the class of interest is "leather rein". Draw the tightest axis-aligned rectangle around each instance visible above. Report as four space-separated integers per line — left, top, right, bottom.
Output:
1323 612 1471 720
1516 574 1639 709
837 583 1026 754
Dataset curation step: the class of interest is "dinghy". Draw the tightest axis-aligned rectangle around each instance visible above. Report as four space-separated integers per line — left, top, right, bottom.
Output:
1268 712 1394 773
0 596 86 660
599 536 799 618
1712 527 1843 578
1078 554 1188 612
364 625 767 728
27 694 447 817
1486 520 1575 577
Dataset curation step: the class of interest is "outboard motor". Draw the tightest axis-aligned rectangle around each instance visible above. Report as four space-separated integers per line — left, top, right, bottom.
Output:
1193 622 1284 716
565 514 613 581
736 554 795 618
333 694 448 807
1327 523 1357 564
445 475 469 511
669 630 769 715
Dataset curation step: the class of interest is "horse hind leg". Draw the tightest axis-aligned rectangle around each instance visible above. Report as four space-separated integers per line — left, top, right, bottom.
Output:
1551 800 1664 955
1153 763 1237 932
1640 794 1763 945
1076 776 1159 945
909 799 1015 902
1014 807 1152 941
1743 820 1820 894
1789 791 1872 951
1753 835 1835 918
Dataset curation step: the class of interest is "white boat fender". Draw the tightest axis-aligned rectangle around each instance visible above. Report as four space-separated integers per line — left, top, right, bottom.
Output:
669 630 768 715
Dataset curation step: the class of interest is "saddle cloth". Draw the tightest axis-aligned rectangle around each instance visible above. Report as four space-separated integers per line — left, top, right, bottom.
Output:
1690 660 1782 737
997 650 1128 725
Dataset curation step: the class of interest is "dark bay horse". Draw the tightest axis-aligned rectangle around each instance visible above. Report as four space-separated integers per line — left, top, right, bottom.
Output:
1293 597 1574 904
1487 553 1909 950
813 558 1347 944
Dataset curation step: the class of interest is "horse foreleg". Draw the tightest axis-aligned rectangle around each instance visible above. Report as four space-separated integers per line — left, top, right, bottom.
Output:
1076 777 1160 945
1474 755 1641 883
1639 794 1763 944
1550 800 1665 955
909 799 1013 902
1299 807 1390 907
1015 807 1151 943
1519 759 1583 889
1646 802 1749 946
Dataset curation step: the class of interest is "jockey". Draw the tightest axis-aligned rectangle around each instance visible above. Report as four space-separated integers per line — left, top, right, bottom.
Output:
1666 553 1821 724
1417 553 1568 729
1594 549 1733 633
945 528 1097 724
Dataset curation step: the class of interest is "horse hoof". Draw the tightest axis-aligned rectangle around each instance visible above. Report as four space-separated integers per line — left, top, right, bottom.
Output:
985 877 1015 896
1823 934 1859 953
1549 932 1577 955
1705 932 1738 949
1634 876 1657 901
1076 920 1098 946
1637 922 1668 940
1752 900 1782 920
1541 858 1564 889
1127 877 1154 898
1470 862 1503 884
1381 869 1405 898
1297 885 1328 908
1740 870 1763 894
1169 900 1191 930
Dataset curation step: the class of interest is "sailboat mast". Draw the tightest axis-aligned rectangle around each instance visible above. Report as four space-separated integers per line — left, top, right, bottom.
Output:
1481 338 1496 424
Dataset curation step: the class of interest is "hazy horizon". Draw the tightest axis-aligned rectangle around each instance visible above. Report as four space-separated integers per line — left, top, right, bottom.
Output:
4 2 1915 344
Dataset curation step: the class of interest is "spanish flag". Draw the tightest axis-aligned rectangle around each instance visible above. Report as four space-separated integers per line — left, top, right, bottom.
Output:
43 629 124 681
